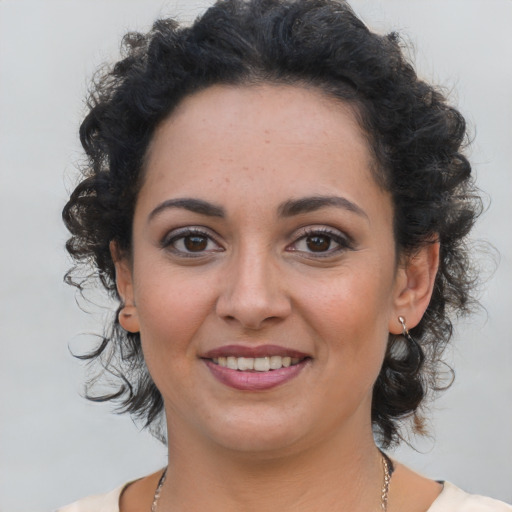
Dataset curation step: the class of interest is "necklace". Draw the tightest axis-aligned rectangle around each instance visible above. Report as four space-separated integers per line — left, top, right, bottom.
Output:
151 453 393 511
151 468 167 512
381 452 393 511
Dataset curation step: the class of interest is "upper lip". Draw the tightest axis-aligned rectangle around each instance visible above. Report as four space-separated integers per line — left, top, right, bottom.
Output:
201 344 310 359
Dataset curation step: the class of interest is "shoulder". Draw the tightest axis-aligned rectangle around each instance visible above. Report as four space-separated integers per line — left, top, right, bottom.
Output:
55 484 125 512
55 470 164 512
428 482 512 512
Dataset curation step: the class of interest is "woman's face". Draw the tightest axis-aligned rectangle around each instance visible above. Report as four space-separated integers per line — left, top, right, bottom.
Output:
117 84 418 455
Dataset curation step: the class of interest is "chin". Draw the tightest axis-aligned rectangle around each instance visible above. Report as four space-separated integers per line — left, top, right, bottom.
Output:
203 410 311 456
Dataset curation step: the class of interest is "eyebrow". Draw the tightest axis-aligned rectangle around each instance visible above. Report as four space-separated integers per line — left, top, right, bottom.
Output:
147 195 368 223
148 198 225 222
278 195 368 220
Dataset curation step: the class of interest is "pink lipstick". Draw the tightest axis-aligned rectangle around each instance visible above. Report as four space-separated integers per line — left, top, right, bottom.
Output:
201 345 310 391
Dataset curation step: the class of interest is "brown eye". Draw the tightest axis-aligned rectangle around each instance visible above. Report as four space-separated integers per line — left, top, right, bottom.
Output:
184 235 208 252
163 228 223 257
289 228 351 257
306 235 332 252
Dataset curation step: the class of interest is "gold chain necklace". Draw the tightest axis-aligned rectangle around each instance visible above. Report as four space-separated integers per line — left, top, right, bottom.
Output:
151 453 393 511
381 452 393 511
151 468 167 512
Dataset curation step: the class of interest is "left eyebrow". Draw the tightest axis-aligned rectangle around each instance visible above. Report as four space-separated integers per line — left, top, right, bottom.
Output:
277 195 369 221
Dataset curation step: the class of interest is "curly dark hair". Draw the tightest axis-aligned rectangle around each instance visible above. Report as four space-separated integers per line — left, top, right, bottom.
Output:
63 0 482 447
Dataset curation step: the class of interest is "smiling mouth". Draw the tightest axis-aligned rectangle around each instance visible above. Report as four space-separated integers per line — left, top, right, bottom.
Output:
211 356 305 372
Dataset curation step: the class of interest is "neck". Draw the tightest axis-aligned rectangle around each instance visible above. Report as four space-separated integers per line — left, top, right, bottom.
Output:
158 425 384 512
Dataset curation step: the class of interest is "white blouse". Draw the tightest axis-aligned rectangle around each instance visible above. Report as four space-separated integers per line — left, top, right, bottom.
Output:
57 481 512 511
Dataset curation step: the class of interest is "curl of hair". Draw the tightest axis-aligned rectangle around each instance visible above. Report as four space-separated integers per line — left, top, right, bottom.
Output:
63 0 482 447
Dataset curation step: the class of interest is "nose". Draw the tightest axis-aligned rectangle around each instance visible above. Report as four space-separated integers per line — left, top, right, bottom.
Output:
215 246 292 330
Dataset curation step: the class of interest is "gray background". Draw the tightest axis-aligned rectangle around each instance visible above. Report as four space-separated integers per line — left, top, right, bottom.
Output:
1 1 511 510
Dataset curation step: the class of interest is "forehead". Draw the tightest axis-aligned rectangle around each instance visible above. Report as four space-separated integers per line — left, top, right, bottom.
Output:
139 83 388 221
145 84 373 181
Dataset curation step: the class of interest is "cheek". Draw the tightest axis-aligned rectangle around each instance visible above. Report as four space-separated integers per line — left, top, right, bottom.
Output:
133 268 215 356
134 274 216 398
296 265 393 360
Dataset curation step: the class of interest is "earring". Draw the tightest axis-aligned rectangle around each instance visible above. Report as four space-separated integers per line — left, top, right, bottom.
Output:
398 316 409 336
397 316 424 372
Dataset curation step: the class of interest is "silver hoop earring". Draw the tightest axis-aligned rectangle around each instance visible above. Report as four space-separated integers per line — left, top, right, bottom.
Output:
397 316 424 372
398 316 409 336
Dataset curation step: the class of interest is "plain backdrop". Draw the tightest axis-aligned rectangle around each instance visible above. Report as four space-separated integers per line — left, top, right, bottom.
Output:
1 1 511 510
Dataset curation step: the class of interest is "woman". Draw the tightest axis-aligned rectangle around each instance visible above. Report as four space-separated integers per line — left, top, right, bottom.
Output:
58 0 510 510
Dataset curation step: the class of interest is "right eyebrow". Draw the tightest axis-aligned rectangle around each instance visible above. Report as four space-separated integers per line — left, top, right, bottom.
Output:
147 198 225 223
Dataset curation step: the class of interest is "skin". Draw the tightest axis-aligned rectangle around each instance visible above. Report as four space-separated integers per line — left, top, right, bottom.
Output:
115 84 441 511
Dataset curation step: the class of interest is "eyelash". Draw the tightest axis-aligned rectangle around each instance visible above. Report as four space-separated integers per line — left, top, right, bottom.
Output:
287 227 354 257
161 227 223 258
160 226 353 259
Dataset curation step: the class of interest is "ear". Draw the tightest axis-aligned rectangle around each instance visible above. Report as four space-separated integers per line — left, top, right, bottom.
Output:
389 241 440 334
110 241 140 333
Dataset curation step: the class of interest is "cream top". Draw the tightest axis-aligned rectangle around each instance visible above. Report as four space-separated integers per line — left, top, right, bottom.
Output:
57 481 512 511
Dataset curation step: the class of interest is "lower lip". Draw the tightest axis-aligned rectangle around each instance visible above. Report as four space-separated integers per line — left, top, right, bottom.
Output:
204 359 309 391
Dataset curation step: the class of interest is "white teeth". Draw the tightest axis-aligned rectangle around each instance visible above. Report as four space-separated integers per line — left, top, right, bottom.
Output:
254 357 271 372
237 357 254 371
213 355 303 371
269 355 282 370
